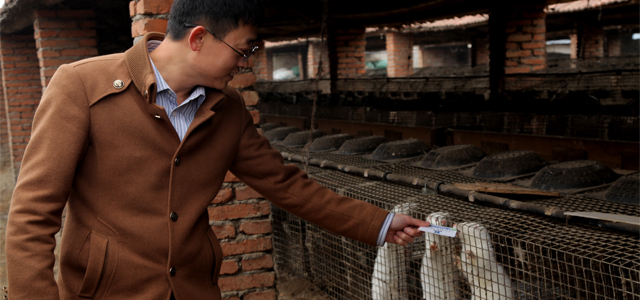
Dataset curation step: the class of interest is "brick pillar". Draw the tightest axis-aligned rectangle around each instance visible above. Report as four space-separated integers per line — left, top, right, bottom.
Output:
208 173 276 300
385 32 413 77
504 3 547 74
212 32 274 300
252 41 273 81
307 41 329 79
607 31 621 57
328 28 366 80
582 27 605 59
570 33 578 59
472 38 490 66
129 0 171 42
0 34 41 177
33 10 99 90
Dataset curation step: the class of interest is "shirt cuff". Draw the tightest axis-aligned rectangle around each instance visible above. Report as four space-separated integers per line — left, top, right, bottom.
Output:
376 213 395 246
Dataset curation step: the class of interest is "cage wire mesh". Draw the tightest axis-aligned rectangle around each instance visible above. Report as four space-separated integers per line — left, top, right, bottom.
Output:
270 152 640 300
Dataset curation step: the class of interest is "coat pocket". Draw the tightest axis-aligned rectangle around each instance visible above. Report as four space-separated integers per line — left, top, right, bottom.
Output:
206 228 224 284
76 231 109 298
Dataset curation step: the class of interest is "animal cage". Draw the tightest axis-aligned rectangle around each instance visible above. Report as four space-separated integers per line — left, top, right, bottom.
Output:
271 145 640 300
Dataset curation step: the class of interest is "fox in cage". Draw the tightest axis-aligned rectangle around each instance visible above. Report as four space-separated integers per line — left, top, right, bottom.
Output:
371 208 513 300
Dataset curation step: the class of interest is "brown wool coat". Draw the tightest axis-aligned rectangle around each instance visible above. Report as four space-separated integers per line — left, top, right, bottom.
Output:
5 33 389 300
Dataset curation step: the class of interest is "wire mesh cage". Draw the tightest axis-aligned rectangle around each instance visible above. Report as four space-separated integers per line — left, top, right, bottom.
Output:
271 152 640 300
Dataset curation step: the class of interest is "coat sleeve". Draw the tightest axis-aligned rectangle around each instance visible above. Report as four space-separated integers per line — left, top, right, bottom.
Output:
5 64 90 299
227 95 389 246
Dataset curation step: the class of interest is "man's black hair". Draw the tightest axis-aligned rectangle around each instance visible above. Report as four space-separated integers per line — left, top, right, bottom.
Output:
166 0 262 41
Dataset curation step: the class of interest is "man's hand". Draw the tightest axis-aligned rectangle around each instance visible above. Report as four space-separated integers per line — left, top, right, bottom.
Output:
385 214 430 246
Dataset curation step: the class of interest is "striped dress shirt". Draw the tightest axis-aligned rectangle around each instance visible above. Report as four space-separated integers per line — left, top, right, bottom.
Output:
147 40 394 246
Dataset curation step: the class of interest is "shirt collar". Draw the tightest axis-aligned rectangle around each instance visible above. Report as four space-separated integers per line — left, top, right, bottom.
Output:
147 40 206 106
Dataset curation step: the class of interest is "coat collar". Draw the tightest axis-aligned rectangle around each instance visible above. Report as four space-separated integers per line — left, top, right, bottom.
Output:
124 32 227 111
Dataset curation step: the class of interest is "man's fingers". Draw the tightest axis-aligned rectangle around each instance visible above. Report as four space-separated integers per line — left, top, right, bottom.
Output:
393 234 408 247
403 227 423 237
395 231 414 244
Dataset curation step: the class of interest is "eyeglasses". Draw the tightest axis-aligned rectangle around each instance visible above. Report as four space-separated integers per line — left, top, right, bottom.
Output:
184 23 258 63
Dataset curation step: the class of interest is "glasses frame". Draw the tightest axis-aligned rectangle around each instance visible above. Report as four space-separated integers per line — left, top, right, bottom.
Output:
184 23 258 63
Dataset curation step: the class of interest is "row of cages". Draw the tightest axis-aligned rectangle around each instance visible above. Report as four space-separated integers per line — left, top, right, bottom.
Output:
256 71 638 105
258 103 639 142
270 147 640 300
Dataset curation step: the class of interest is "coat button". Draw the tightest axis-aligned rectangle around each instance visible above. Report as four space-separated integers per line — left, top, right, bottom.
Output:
170 212 178 222
169 267 176 276
174 157 181 166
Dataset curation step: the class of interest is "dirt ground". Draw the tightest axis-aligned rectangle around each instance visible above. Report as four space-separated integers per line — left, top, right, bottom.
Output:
276 272 332 300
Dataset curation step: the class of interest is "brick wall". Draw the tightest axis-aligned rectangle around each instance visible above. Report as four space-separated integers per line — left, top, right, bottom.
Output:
607 31 621 57
582 27 605 59
129 0 172 42
307 41 329 79
504 5 547 74
473 38 490 66
0 34 41 177
385 32 413 77
33 10 99 89
570 33 578 59
328 28 366 79
208 173 276 300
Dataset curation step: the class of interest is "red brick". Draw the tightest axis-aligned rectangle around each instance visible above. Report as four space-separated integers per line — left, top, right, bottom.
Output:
131 18 168 37
244 290 277 300
505 66 531 74
136 0 173 15
220 237 272 256
347 40 366 46
505 26 517 34
533 49 545 56
505 60 518 67
129 1 137 17
523 12 545 19
228 73 256 89
60 48 98 57
218 272 275 292
522 58 545 65
249 110 260 125
505 50 531 58
224 171 239 183
522 41 545 50
220 260 239 275
56 10 95 18
532 65 546 71
37 49 60 58
34 19 78 30
239 220 272 235
39 58 77 68
533 34 545 41
34 30 58 39
523 26 545 34
235 186 263 201
507 34 532 42
533 18 545 25
213 188 233 204
208 202 270 221
242 255 274 271
58 29 96 38
212 224 236 239
240 91 259 106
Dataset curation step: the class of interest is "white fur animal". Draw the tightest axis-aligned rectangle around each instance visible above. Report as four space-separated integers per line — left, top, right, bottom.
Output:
371 203 416 300
456 222 513 300
421 212 460 300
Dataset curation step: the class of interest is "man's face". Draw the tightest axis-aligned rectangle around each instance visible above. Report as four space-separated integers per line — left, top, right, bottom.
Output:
194 23 258 90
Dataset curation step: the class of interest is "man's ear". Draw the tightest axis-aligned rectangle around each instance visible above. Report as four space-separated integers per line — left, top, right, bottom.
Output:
187 26 207 51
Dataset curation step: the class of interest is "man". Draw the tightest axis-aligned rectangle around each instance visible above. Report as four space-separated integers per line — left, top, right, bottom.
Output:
6 0 429 299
